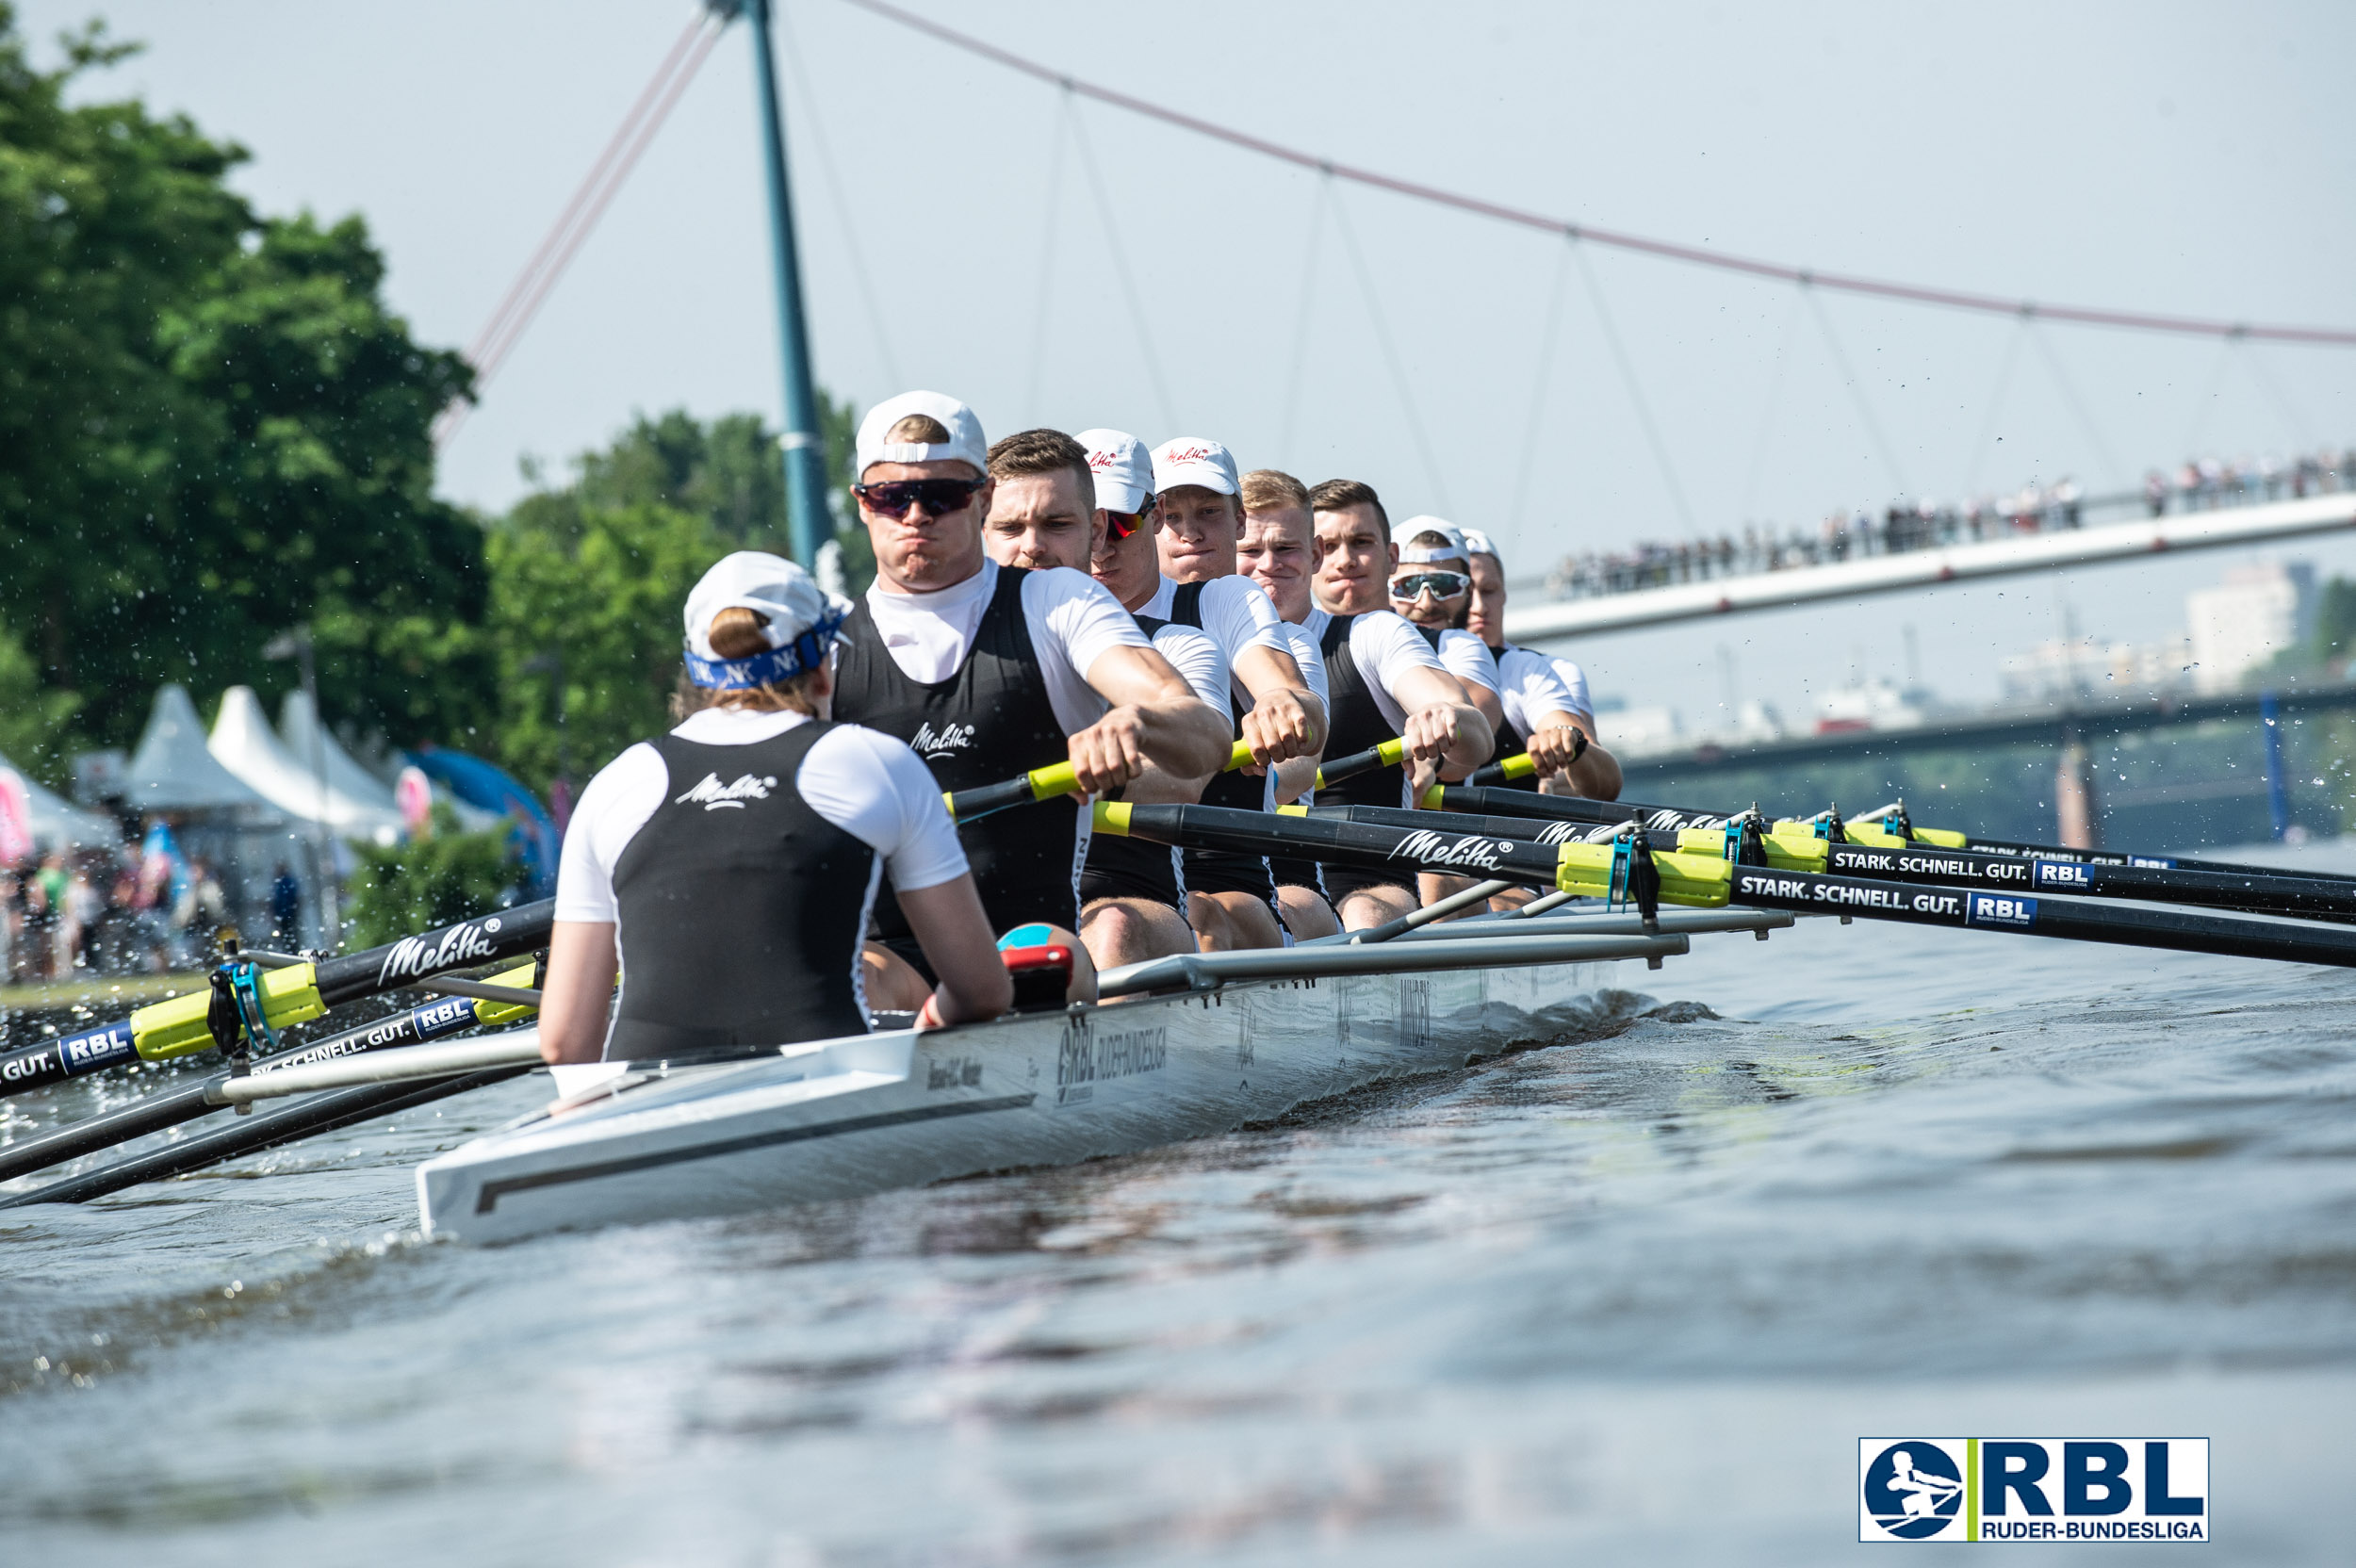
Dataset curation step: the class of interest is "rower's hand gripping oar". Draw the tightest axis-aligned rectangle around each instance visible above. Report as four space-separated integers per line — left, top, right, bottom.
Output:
944 738 1263 824
0 898 556 1101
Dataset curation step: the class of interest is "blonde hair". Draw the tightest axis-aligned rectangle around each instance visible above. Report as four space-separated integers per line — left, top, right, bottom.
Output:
886 413 953 445
671 605 825 719
1241 468 1310 514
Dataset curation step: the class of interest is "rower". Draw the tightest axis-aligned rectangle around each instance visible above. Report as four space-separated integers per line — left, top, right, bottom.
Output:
1303 478 1494 930
538 552 1014 1065
1237 467 1343 941
984 427 1222 972
1461 527 1622 800
1387 516 1511 740
828 391 1232 1006
1088 434 1325 950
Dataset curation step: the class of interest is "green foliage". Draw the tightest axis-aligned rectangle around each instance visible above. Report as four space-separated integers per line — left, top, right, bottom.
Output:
0 617 81 786
345 803 515 948
485 495 722 793
2308 577 2356 669
0 7 487 760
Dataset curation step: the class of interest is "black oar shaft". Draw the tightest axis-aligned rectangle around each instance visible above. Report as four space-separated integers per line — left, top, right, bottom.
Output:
0 988 532 1184
0 901 554 1102
1318 803 2356 924
1108 801 2356 971
0 1068 527 1208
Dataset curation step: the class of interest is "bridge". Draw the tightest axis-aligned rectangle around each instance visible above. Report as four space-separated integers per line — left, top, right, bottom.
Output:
1615 678 2356 851
1502 493 2356 642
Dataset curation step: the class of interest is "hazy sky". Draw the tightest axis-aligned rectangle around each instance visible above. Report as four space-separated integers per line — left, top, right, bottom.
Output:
27 0 2356 725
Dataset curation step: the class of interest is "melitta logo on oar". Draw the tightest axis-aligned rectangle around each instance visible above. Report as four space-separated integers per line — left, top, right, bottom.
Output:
1859 1437 2207 1543
376 916 508 988
1385 830 1513 870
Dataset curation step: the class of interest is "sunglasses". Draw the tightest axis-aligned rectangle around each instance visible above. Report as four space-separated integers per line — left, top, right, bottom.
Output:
853 478 986 518
1389 570 1471 599
1102 504 1153 542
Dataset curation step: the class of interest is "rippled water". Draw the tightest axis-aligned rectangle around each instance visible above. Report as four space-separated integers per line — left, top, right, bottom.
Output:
6 841 2355 1564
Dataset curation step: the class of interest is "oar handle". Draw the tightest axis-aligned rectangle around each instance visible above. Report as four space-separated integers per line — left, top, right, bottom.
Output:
1464 753 1539 789
1312 738 1405 792
946 739 1257 823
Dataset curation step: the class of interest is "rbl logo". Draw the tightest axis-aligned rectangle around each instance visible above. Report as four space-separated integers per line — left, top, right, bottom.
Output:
1859 1438 2207 1543
2034 860 2092 888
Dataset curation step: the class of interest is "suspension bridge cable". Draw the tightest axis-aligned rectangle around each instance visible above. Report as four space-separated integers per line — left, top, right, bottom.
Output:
775 0 904 386
2181 335 2239 455
2238 341 2318 451
1508 236 1575 535
1961 316 2028 495
2027 321 2127 488
1065 99 1179 433
1739 284 1809 520
434 9 724 449
1571 238 1696 533
1329 186 1452 513
1023 97 1073 415
1276 176 1332 462
1805 286 1911 496
836 0 2356 351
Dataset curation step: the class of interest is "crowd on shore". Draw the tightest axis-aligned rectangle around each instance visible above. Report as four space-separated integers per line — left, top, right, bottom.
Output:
0 829 299 988
1546 445 2354 599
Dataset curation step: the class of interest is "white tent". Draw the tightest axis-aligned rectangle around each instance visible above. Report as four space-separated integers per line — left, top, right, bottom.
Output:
0 752 119 852
124 685 284 820
276 689 399 809
208 686 404 844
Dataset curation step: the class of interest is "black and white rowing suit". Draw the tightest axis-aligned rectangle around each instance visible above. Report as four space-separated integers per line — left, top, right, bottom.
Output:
1264 618 1333 897
830 560 1153 976
1078 615 1225 911
1477 642 1588 791
557 708 967 1059
1303 606 1450 900
1142 575 1295 909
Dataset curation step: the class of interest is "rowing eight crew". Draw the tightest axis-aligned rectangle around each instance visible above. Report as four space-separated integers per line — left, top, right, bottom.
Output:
539 388 1620 1063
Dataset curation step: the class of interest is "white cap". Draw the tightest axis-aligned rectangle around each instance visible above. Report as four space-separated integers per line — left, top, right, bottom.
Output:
1077 429 1153 514
1151 436 1240 498
855 390 988 481
1459 527 1499 561
1398 516 1469 564
681 551 850 671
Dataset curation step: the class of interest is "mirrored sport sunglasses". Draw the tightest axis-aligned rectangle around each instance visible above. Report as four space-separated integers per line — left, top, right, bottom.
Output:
853 478 987 518
1389 570 1472 600
1102 505 1152 542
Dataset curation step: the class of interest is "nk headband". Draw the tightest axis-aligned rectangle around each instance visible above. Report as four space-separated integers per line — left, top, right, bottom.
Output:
682 607 845 691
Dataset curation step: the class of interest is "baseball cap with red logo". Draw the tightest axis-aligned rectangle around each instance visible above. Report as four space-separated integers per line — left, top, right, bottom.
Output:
1151 437 1240 499
1076 429 1153 515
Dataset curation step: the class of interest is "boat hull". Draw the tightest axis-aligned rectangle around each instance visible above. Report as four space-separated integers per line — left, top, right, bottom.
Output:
417 958 1618 1243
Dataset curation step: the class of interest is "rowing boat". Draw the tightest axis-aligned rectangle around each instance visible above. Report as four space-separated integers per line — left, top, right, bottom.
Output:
414 917 1773 1243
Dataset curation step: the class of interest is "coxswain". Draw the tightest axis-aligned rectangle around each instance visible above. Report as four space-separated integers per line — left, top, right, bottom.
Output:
1236 467 1345 940
1460 528 1622 799
539 552 1014 1065
827 391 1232 1005
1085 434 1325 950
983 427 1224 972
1303 478 1494 930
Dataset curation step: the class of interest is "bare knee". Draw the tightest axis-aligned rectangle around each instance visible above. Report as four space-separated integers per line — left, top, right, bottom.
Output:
861 942 932 1013
1081 898 1191 970
1274 885 1341 941
1187 890 1283 952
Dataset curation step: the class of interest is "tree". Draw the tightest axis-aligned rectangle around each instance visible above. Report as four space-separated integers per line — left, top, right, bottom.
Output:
0 8 489 760
345 803 517 947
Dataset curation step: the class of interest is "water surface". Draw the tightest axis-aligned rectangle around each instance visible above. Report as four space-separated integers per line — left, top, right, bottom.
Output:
5 841 2353 1564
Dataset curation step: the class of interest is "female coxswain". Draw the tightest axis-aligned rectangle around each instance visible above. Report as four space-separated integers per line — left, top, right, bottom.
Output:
539 552 1013 1065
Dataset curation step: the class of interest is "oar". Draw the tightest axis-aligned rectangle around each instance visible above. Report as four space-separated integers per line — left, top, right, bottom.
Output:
1428 782 2356 893
0 899 554 1101
0 961 539 1184
1091 800 2356 969
1312 738 1404 792
945 738 1261 823
1464 752 1540 789
0 1068 529 1209
1317 801 2356 926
